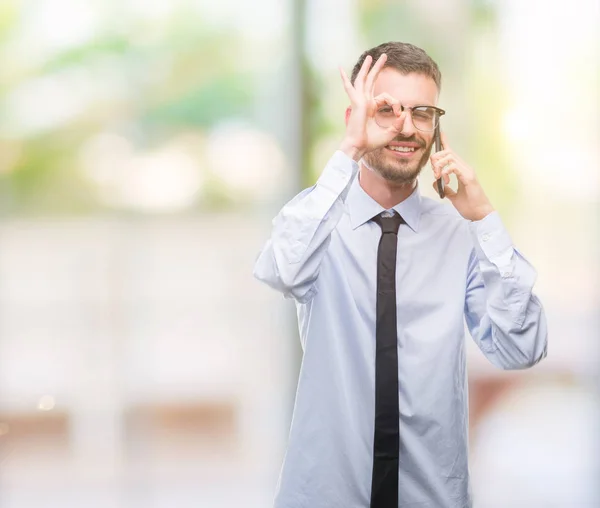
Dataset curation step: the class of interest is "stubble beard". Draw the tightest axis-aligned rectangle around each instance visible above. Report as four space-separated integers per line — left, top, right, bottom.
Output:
363 143 434 185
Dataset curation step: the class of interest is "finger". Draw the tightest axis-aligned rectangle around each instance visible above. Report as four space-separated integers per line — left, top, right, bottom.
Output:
441 163 457 185
374 93 403 120
365 53 387 94
432 153 455 173
386 110 407 134
339 67 357 102
431 181 456 200
444 186 457 200
430 148 452 162
373 92 400 109
443 158 477 186
442 162 472 187
441 167 451 185
355 55 372 92
431 154 451 179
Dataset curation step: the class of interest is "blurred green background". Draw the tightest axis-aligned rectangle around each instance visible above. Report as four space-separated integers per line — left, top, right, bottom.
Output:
0 0 521 216
0 0 598 507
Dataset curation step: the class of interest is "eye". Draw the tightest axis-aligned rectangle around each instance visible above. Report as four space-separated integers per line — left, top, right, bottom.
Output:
378 106 393 114
413 107 435 120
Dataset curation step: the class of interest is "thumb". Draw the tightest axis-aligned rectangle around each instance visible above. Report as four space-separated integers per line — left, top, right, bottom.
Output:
432 181 457 201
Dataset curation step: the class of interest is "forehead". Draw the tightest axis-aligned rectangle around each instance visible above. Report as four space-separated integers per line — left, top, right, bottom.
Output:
373 68 439 106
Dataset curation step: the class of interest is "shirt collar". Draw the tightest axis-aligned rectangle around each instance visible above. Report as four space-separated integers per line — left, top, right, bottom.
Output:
347 173 422 232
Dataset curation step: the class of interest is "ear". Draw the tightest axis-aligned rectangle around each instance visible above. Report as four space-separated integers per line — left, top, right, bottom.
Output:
345 107 352 126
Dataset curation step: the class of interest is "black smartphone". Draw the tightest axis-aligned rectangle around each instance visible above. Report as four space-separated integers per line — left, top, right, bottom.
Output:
434 125 444 198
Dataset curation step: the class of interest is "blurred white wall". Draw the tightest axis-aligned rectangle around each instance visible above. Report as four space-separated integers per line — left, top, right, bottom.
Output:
0 215 290 508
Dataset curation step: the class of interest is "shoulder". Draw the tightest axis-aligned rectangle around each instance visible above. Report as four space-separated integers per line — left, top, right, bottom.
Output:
418 196 475 256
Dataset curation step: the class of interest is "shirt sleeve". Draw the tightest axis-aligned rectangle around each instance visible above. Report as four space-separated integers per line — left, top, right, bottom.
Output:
253 151 359 303
464 211 548 369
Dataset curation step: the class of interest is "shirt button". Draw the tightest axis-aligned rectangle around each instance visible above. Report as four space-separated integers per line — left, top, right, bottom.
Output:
482 233 490 242
501 271 511 278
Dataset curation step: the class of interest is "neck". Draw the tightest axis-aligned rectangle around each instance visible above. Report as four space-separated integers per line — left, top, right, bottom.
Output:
358 163 417 209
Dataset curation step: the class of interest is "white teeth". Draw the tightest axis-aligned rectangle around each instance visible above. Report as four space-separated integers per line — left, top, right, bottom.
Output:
388 146 415 152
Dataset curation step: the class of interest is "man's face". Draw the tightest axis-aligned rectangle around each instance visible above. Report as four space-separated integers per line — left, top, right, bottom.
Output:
363 69 439 185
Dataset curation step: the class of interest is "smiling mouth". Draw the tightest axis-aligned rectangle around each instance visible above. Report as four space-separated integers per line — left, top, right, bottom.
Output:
387 146 416 153
385 145 420 157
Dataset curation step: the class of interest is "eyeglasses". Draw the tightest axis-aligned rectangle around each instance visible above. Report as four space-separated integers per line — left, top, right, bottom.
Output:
375 105 445 132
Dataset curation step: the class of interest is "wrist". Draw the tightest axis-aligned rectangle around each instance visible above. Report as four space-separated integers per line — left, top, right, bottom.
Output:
471 205 495 222
339 139 366 162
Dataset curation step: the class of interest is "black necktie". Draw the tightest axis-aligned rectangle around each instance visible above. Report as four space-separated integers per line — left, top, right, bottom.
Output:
370 211 403 508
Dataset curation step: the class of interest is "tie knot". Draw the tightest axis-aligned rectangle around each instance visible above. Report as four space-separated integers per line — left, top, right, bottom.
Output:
372 211 403 234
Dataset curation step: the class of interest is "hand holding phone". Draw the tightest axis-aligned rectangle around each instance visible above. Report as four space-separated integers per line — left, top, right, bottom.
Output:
434 125 444 199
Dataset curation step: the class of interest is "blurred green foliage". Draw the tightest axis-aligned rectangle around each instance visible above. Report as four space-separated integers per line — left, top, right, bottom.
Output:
0 0 516 219
0 2 255 215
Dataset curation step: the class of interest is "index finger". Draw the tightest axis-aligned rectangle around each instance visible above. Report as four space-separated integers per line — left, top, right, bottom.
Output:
386 110 408 134
364 53 388 94
430 149 451 162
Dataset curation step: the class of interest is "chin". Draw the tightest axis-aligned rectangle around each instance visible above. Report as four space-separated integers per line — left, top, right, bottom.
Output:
386 169 421 185
382 160 421 183
373 164 418 185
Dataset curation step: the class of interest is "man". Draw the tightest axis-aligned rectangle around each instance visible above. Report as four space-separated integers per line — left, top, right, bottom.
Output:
253 41 547 508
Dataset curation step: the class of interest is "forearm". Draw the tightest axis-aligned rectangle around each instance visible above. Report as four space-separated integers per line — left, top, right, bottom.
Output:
465 212 548 369
253 151 359 302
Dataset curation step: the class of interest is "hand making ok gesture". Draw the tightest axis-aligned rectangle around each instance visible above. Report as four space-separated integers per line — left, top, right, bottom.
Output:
339 54 407 161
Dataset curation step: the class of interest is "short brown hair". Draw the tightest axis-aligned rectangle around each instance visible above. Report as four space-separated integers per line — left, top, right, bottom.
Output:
351 42 441 91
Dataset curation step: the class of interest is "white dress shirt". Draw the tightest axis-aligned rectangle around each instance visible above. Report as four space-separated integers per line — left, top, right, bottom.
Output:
253 150 548 508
